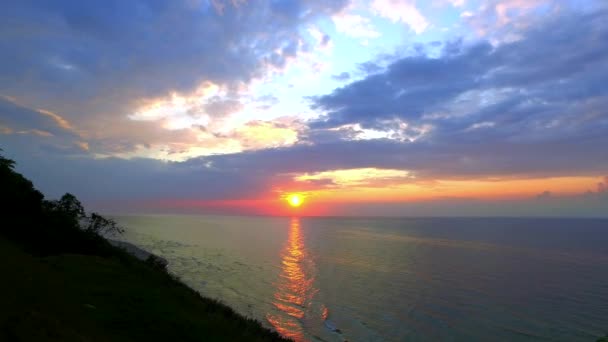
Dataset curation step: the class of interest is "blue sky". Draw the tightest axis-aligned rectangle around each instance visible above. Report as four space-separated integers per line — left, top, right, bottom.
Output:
1 0 607 216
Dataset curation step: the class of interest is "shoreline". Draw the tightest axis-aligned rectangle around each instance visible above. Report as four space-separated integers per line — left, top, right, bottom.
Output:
108 239 168 265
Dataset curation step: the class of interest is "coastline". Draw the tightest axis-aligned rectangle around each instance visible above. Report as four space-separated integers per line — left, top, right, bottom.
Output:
108 239 168 264
0 152 290 342
0 235 291 341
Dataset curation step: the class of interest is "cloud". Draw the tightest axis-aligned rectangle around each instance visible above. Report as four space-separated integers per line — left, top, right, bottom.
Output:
311 40 495 128
0 91 303 162
203 97 244 118
493 0 548 25
75 141 90 151
331 72 351 81
461 0 557 43
11 149 608 217
211 119 301 150
310 7 608 164
36 109 76 132
188 136 608 181
0 95 80 135
371 0 429 34
293 167 412 187
3 1 608 218
332 13 381 39
307 26 332 50
0 96 88 153
0 0 349 157
11 155 269 203
448 0 465 7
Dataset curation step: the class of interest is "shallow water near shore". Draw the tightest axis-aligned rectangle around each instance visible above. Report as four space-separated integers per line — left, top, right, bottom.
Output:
114 215 608 341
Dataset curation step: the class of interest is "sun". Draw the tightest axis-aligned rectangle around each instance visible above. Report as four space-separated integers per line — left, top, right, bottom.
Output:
287 194 303 207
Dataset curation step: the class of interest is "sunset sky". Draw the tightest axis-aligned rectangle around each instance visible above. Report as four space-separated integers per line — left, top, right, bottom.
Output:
1 0 607 216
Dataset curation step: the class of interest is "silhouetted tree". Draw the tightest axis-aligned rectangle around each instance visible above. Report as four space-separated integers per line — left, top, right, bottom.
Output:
1 148 123 255
1 148 45 241
85 212 124 236
57 193 86 220
0 149 15 169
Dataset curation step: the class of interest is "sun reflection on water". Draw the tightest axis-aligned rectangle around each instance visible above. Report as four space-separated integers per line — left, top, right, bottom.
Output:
267 217 317 341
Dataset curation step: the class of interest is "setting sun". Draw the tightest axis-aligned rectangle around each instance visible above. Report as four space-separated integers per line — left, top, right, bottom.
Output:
287 194 303 207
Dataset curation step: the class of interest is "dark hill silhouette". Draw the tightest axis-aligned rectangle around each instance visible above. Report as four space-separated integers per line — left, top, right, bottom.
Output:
0 148 290 342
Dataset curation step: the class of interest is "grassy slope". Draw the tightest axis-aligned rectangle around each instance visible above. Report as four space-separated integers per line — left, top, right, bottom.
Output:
0 237 289 342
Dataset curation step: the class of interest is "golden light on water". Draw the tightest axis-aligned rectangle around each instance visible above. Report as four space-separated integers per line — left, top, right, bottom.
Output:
266 217 314 341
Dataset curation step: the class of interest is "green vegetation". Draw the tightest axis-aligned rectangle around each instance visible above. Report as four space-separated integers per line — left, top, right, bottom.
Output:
0 149 289 341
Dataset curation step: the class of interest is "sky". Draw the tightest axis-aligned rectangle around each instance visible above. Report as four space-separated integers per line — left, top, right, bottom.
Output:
1 0 607 217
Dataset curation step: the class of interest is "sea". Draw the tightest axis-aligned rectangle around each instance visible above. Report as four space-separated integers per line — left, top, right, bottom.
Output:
114 215 608 341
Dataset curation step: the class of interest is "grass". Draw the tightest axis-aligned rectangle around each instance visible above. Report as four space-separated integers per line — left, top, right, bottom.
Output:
0 237 290 342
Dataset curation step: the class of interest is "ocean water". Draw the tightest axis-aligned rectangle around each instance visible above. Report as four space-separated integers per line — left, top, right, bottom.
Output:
114 215 608 341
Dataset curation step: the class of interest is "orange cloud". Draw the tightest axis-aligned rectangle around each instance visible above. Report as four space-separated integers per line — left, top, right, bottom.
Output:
37 109 76 132
294 168 412 187
75 141 90 151
285 172 601 204
0 125 13 134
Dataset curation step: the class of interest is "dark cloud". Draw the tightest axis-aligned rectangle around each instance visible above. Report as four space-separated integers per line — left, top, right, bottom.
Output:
1 0 347 97
12 154 275 203
331 72 350 81
311 41 494 129
357 61 384 74
196 136 608 180
312 9 608 138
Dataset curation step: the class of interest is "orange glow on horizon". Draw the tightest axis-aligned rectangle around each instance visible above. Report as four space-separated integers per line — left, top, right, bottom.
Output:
151 197 328 217
149 174 604 216
290 175 601 203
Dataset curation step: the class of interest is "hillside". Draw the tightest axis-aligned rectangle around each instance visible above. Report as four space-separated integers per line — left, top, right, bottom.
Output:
0 150 288 342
